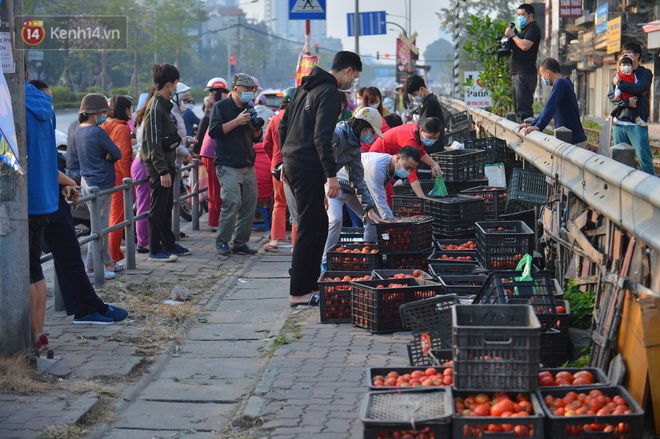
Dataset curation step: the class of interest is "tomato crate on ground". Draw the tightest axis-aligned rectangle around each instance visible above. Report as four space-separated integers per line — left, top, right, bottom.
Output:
437 274 489 298
452 390 545 439
431 149 486 182
538 385 644 439
475 220 535 270
428 262 486 279
424 195 485 237
539 328 570 367
498 208 537 236
463 136 511 164
392 178 489 196
366 366 454 390
318 271 372 324
371 268 433 280
392 180 435 196
538 367 611 389
460 186 508 220
447 110 471 130
360 388 453 439
452 304 541 392
352 278 444 334
339 227 365 243
433 238 478 253
385 251 432 270
326 243 382 271
375 216 434 253
407 337 452 366
391 195 424 217
553 299 570 333
473 270 558 332
444 127 474 146
506 168 549 214
428 250 478 264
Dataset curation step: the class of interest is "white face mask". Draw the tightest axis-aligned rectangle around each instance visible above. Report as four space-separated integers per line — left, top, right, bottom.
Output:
368 102 380 109
621 65 633 75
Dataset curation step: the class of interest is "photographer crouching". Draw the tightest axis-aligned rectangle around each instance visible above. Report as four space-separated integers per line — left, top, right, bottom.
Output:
208 73 264 255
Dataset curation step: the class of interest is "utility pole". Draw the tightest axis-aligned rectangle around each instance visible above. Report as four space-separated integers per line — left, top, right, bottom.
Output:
0 0 31 356
354 0 360 55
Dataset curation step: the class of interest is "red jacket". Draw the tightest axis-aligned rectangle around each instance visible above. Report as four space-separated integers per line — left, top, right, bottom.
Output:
253 142 273 200
263 110 285 171
369 123 426 183
102 119 133 179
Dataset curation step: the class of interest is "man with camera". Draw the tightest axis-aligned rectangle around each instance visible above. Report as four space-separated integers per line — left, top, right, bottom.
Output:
504 3 542 122
208 73 264 255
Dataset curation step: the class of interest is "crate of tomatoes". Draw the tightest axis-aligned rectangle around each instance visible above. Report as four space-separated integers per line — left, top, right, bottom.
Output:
475 220 534 270
318 271 372 324
428 262 485 279
385 251 433 270
424 195 485 237
460 186 508 221
375 216 433 253
452 390 545 438
326 243 382 271
352 278 443 334
538 385 643 438
538 367 610 389
428 250 478 264
391 195 424 217
367 366 454 391
371 268 433 280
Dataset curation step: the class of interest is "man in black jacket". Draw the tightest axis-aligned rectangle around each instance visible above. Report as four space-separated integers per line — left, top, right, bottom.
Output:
209 73 264 255
279 51 362 307
404 74 445 153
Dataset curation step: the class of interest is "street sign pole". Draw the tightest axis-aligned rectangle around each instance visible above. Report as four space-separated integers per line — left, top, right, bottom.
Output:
354 0 359 55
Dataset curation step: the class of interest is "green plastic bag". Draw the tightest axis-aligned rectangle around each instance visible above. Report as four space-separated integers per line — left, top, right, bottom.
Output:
513 253 534 296
428 174 448 197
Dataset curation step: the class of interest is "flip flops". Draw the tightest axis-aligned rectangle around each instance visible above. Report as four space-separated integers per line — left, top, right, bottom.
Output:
263 243 279 252
290 293 320 308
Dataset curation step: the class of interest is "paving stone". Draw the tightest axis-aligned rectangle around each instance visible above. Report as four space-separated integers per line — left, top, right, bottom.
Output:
102 428 217 439
111 400 234 431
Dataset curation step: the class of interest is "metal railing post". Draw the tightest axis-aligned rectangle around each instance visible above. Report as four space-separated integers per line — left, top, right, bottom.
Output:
192 158 200 231
172 165 181 238
88 186 104 287
123 177 137 270
554 126 573 144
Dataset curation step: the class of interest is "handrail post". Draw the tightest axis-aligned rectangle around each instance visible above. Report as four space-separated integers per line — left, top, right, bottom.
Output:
88 186 104 287
192 158 200 231
172 165 181 238
123 177 136 270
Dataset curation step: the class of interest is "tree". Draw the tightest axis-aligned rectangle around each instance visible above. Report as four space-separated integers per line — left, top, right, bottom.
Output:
422 38 455 91
437 0 519 34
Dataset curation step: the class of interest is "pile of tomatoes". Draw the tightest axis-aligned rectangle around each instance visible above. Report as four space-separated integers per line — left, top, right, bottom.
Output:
387 270 427 279
321 274 371 292
454 392 537 437
436 254 475 261
329 245 379 270
375 430 435 439
539 370 595 387
371 368 453 388
440 241 477 251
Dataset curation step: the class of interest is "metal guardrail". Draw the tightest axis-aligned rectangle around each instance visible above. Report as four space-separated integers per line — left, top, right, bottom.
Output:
441 97 660 255
583 127 660 173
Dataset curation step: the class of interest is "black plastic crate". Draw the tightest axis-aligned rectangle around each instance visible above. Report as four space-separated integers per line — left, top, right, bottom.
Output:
447 110 471 130
506 168 548 213
392 178 489 196
366 366 453 390
452 304 541 392
460 186 508 220
444 127 473 146
540 328 570 367
375 216 434 253
340 227 365 243
553 299 570 333
428 250 478 264
352 278 443 333
318 271 372 324
499 208 537 236
360 388 453 439
326 243 382 271
437 274 489 297
371 269 433 280
446 178 490 194
392 180 435 196
407 339 452 366
431 149 486 182
539 385 644 439
424 195 485 237
473 270 558 332
391 195 424 217
463 136 510 164
539 367 611 388
385 251 432 270
452 390 545 439
433 238 478 253
475 220 535 270
428 262 485 279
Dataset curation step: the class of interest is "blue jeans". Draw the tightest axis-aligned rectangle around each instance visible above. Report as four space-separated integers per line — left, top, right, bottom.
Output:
612 124 656 176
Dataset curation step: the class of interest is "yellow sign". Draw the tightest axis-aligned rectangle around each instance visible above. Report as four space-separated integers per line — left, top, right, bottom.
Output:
607 17 622 54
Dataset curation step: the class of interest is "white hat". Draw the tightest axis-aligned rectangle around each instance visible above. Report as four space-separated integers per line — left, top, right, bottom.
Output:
175 82 191 95
353 107 384 138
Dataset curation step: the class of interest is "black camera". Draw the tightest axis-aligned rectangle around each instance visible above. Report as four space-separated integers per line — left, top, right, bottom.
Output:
244 107 264 129
497 22 516 60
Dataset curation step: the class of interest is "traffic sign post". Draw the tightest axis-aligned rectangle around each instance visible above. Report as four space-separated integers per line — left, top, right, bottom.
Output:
347 11 387 37
289 0 326 20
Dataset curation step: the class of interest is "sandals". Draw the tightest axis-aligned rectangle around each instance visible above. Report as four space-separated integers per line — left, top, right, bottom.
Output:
106 261 124 272
290 293 320 308
263 243 279 252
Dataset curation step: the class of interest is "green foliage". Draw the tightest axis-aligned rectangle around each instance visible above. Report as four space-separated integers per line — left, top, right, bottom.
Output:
463 15 512 116
563 347 591 368
582 120 602 130
108 87 132 97
50 86 76 104
563 280 595 330
437 0 519 33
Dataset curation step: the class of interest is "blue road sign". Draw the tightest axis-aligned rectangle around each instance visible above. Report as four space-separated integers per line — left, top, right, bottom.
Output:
289 0 326 21
347 11 387 37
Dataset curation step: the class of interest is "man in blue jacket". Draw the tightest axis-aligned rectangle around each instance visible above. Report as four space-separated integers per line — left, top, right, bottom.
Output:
518 58 587 147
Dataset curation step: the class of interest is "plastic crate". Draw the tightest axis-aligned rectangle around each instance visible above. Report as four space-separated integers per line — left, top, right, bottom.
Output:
444 127 473 146
445 178 490 194
352 278 443 333
428 250 478 264
375 216 434 254
473 270 558 332
499 208 537 236
360 388 453 439
538 367 611 389
452 304 541 392
424 195 485 237
407 338 452 366
539 328 570 367
392 180 435 196
385 251 432 270
339 227 365 243
371 268 433 280
539 385 644 439
463 136 510 164
552 299 570 333
433 238 478 253
447 110 471 130
506 168 548 213
391 195 424 217
431 149 486 182
460 186 508 220
318 271 372 324
326 243 382 271
366 366 453 390
475 220 535 270
437 274 489 297
392 179 489 196
452 390 545 439
428 262 485 279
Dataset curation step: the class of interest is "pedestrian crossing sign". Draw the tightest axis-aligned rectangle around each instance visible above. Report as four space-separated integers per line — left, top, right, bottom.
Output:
289 0 326 20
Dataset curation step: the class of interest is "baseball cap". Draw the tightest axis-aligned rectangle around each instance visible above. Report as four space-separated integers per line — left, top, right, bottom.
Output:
232 73 257 89
353 107 384 138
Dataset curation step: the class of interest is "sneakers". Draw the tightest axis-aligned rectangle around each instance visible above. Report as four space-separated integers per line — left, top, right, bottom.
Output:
232 244 257 255
87 270 116 280
136 246 149 254
101 305 129 322
148 251 178 262
168 244 192 256
216 242 231 255
73 312 113 325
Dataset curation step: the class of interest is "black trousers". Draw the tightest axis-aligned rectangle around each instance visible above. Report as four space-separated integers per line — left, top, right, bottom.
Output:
148 170 176 254
284 164 328 297
512 73 537 122
44 196 105 316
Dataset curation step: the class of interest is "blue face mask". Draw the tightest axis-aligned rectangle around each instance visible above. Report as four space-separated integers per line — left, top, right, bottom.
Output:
421 136 435 146
187 104 194 111
413 95 423 104
96 113 107 125
518 15 527 28
360 132 375 144
542 77 551 87
240 91 253 103
395 165 410 179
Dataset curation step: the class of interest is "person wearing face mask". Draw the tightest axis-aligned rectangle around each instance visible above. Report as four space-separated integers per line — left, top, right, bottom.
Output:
208 73 263 256
181 97 200 137
171 82 198 166
403 75 445 152
504 3 542 122
353 86 391 151
75 93 123 278
609 57 645 127
279 50 363 307
369 117 443 199
517 58 586 147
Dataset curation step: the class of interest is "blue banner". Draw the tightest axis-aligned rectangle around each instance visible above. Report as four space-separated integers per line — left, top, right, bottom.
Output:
595 3 608 35
0 71 23 173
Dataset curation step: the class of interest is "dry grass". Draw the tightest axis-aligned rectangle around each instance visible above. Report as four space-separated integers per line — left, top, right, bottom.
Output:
39 424 83 439
0 356 49 394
